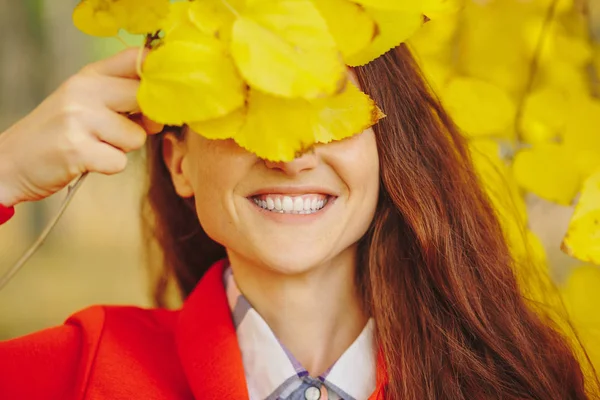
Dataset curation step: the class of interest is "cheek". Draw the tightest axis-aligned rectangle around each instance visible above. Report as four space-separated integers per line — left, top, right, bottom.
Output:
350 131 380 226
325 129 380 238
184 137 250 245
332 130 379 200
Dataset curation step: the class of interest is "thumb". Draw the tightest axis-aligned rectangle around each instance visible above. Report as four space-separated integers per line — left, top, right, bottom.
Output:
82 47 150 79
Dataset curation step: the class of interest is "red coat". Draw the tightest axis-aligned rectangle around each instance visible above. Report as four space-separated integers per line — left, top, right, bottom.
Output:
0 259 386 399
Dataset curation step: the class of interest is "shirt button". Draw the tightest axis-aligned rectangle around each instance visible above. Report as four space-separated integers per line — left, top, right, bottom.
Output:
304 386 321 400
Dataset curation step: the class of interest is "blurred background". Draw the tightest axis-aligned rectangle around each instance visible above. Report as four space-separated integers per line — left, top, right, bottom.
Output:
0 0 599 352
0 0 151 338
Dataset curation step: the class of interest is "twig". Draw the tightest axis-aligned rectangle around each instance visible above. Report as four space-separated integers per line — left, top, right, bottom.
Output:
0 173 89 291
114 34 130 48
514 0 560 142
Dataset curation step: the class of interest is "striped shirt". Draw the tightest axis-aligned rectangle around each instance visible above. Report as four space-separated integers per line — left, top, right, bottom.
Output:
224 266 376 400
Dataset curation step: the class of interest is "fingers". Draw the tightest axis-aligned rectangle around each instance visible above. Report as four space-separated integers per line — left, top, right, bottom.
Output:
82 141 129 176
99 76 140 113
93 75 141 113
61 74 140 113
86 106 148 152
81 47 149 79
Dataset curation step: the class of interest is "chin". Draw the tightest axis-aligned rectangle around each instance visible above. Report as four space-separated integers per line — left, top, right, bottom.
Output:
254 248 332 276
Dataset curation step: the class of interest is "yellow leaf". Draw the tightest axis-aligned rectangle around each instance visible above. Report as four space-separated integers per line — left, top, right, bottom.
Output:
416 59 453 94
237 83 383 161
562 265 600 326
230 0 346 99
459 2 529 95
162 1 206 43
441 77 515 137
422 0 463 19
543 60 590 96
119 0 170 34
408 16 458 57
345 7 423 66
310 82 385 144
512 143 581 205
73 0 169 37
562 170 600 265
534 0 575 16
191 83 382 161
311 0 376 60
73 0 125 37
350 0 417 10
563 98 600 152
189 108 246 140
163 0 237 44
563 98 600 178
519 87 568 144
554 34 593 67
138 39 245 125
188 0 240 42
561 265 600 374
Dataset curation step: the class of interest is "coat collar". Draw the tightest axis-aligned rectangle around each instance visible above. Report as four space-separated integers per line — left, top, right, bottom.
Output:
175 259 387 400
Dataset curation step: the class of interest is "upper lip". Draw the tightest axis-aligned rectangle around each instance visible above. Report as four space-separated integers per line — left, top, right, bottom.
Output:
247 186 339 197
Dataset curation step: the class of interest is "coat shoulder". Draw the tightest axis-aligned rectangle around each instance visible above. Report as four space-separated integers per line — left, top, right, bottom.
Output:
0 305 182 400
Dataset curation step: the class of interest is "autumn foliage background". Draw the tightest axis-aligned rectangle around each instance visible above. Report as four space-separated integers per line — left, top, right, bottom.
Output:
0 0 599 374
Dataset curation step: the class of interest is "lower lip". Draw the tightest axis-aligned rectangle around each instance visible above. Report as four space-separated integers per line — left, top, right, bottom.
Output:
247 196 336 223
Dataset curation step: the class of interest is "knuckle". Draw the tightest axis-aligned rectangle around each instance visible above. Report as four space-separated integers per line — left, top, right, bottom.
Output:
57 111 88 169
63 135 88 176
60 74 94 101
61 75 86 97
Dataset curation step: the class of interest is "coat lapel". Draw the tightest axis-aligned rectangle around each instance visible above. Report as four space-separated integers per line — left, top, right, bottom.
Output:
175 259 250 399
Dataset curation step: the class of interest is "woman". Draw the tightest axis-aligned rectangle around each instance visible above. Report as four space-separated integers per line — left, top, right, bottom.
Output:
0 44 593 399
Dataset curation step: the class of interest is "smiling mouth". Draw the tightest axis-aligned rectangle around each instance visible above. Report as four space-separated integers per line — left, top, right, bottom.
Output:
250 194 333 214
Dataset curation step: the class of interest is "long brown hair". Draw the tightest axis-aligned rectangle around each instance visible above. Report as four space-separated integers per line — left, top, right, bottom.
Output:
142 45 593 399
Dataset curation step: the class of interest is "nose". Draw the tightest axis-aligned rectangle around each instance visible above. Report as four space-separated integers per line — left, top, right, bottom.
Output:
264 148 318 176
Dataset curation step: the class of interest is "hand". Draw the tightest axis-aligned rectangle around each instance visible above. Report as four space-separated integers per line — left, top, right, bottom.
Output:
0 47 163 207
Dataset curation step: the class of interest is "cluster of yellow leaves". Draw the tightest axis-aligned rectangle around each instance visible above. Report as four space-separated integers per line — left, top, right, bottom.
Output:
409 0 599 263
72 0 455 161
409 0 600 378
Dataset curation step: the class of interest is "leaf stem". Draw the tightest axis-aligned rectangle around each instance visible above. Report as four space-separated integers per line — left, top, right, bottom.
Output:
114 33 130 48
136 44 144 78
0 173 89 291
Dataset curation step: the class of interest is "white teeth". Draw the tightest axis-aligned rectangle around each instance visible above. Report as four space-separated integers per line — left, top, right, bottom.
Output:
293 197 304 211
253 195 330 214
303 198 311 211
282 196 294 212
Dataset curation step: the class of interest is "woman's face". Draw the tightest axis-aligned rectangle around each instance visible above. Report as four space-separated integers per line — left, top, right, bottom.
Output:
164 105 379 275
